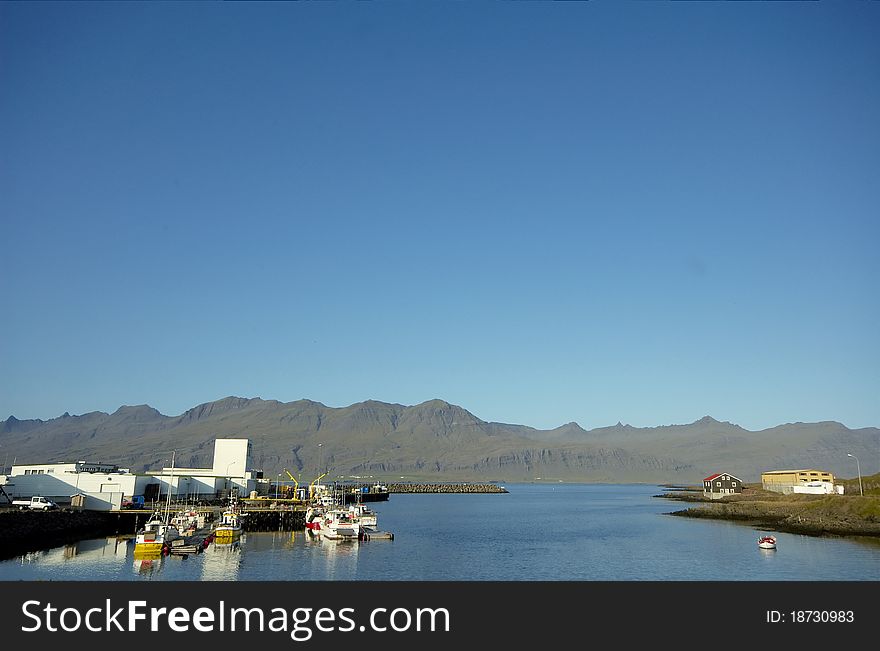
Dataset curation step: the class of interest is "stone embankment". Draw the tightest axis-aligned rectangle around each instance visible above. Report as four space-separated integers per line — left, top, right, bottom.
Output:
660 489 880 538
387 483 508 494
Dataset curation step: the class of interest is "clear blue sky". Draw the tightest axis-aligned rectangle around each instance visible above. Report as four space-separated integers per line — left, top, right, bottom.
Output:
1 2 878 431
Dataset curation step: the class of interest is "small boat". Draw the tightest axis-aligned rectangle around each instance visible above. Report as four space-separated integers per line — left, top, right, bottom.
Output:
214 499 244 541
304 504 360 540
348 503 378 528
758 536 777 550
134 512 180 555
305 494 393 541
170 509 203 536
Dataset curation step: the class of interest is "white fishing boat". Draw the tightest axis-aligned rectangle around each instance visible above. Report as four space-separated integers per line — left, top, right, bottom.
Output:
304 481 392 541
349 503 378 528
305 505 361 540
170 509 203 536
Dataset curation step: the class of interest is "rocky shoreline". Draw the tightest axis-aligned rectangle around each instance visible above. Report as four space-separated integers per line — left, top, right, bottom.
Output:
387 482 508 494
660 489 880 539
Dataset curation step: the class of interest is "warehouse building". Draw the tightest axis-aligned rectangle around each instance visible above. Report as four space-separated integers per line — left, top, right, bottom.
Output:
1 438 259 509
761 469 841 494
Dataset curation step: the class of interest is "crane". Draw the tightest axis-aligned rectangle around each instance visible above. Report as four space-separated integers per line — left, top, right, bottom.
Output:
282 468 300 499
309 472 328 501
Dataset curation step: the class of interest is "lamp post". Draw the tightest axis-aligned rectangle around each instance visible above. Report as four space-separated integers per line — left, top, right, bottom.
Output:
276 473 282 500
165 450 176 519
225 461 235 496
847 453 863 496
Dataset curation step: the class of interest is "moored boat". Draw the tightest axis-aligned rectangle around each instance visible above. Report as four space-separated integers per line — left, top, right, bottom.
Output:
308 506 360 540
134 512 180 555
214 500 244 541
170 509 203 536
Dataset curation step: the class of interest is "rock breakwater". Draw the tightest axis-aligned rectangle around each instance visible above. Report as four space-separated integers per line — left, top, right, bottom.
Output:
387 483 508 494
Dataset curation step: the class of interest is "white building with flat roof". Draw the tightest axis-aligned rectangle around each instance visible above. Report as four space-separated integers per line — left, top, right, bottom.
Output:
2 438 259 508
148 438 257 499
3 462 153 510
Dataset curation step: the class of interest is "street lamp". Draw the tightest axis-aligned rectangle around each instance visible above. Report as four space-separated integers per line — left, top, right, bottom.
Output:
847 453 863 496
225 461 235 496
276 473 282 500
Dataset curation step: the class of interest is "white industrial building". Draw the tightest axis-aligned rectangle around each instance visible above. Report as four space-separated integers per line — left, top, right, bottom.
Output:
147 439 258 500
1 438 260 510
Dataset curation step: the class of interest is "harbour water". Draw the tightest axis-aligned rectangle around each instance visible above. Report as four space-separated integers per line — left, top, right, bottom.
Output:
1 484 878 581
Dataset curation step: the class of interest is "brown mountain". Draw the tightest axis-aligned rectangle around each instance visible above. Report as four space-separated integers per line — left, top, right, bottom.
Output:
1 398 877 484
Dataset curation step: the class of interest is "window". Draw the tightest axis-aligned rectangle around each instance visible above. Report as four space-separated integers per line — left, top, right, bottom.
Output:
716 482 721 487
732 482 737 487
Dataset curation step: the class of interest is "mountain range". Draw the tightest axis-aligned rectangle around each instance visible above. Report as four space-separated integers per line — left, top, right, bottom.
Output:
2 397 878 484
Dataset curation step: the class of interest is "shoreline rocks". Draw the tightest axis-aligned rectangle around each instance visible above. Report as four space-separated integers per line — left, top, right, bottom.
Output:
660 491 880 539
387 483 508 494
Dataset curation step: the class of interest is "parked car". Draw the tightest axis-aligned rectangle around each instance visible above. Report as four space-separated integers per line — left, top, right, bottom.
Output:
12 496 59 511
121 495 145 509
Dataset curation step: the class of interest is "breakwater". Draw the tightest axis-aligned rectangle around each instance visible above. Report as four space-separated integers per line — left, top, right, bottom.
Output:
387 483 508 494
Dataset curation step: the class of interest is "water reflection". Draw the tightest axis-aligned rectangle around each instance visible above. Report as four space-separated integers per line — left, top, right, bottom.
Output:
21 537 127 568
132 554 165 577
308 533 360 580
201 538 244 581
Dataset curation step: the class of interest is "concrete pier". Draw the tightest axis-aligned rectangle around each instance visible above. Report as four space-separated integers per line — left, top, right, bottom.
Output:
240 507 305 531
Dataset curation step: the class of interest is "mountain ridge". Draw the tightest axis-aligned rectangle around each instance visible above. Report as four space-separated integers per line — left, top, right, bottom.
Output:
1 396 877 483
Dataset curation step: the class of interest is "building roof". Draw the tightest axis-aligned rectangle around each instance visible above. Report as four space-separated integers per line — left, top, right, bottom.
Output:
761 469 831 475
704 472 741 482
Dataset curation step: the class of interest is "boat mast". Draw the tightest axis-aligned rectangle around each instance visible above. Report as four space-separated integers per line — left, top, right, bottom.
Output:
164 450 176 521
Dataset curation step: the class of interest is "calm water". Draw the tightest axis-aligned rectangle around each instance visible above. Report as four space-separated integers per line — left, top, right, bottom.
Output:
1 484 878 581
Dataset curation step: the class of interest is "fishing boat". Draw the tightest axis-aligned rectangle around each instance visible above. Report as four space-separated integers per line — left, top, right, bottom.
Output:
758 535 777 550
135 449 181 556
305 504 361 540
305 486 394 541
170 509 203 536
348 503 378 528
134 512 180 555
214 500 244 541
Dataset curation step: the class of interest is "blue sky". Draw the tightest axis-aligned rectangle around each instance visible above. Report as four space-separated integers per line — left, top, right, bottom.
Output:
1 2 878 431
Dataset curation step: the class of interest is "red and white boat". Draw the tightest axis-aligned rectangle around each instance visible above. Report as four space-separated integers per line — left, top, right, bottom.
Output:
305 505 360 540
758 536 777 550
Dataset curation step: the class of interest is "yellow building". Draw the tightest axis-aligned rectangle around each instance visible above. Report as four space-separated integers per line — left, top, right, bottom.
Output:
761 469 835 494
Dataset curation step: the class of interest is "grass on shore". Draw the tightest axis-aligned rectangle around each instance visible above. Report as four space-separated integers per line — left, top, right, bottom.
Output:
662 483 880 538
